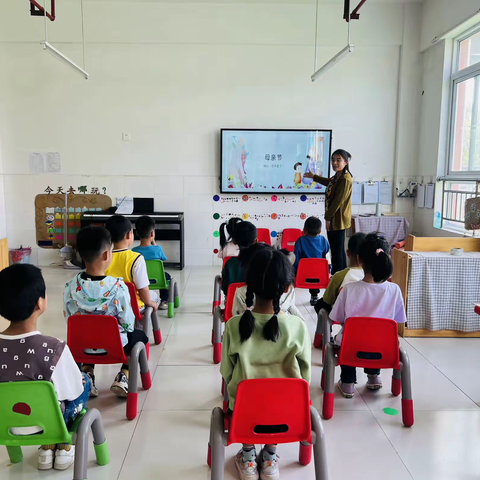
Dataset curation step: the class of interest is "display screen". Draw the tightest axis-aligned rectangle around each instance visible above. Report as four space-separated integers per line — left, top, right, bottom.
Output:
221 129 332 194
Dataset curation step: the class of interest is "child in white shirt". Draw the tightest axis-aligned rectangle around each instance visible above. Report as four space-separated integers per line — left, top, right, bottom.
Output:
218 217 243 259
330 232 406 398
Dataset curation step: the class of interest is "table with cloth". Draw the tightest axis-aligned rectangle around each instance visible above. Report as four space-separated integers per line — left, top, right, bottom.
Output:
406 251 480 332
351 215 409 246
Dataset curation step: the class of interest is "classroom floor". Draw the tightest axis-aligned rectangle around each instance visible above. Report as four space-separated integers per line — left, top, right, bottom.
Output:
1 266 480 480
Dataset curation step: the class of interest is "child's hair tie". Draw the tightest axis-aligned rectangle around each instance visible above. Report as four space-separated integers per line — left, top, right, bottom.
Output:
376 248 384 256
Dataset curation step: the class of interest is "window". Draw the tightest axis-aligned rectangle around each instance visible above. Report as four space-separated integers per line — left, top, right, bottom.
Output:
449 28 480 176
442 181 479 233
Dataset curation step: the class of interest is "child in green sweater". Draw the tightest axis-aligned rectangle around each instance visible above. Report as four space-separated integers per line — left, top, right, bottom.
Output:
221 246 311 480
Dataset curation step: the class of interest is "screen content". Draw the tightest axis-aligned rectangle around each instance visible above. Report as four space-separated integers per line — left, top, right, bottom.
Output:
221 129 332 193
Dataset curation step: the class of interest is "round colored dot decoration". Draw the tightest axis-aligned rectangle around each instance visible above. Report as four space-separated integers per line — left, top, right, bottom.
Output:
213 213 220 220
213 195 220 202
213 249 219 254
242 195 249 202
382 408 399 416
271 231 278 238
300 213 307 220
213 231 220 238
271 195 278 202
242 213 249 220
271 213 278 220
300 195 307 202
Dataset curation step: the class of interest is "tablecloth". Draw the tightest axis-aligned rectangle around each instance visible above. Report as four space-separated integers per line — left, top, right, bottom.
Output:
352 216 409 246
406 251 480 331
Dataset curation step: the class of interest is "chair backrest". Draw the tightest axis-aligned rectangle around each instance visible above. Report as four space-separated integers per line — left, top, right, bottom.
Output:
338 317 400 370
126 282 142 321
257 228 271 246
67 314 127 364
145 260 168 291
222 256 233 270
295 258 330 290
281 228 302 252
0 381 70 447
225 282 246 322
228 379 312 445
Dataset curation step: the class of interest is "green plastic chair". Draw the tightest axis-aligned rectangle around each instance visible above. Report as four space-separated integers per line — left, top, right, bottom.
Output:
0 381 109 480
146 260 180 318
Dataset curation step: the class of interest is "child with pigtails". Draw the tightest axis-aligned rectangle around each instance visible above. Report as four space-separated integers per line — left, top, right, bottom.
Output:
221 246 311 480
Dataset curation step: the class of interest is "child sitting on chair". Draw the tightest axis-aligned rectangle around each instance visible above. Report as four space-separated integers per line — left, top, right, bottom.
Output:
232 245 305 320
221 221 257 297
105 215 160 312
0 264 90 472
132 215 170 310
293 216 330 306
218 217 243 259
314 232 366 314
221 248 311 480
64 226 147 399
330 232 406 398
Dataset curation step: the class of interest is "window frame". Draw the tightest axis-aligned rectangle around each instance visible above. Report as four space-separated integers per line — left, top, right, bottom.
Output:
447 25 480 178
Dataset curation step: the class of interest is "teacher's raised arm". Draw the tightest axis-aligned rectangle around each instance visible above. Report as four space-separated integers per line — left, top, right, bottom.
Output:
303 149 353 274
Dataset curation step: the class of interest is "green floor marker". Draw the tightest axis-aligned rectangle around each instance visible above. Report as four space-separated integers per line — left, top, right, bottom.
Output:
213 231 220 238
383 407 399 416
213 213 220 220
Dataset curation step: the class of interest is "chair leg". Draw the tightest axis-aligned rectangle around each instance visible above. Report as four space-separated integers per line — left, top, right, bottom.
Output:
174 280 180 308
73 408 110 480
151 308 162 345
212 275 221 315
313 310 323 349
321 309 331 364
6 446 23 464
311 406 329 480
299 441 312 466
322 342 335 420
168 280 175 318
213 307 223 364
126 342 151 420
210 407 226 480
392 366 402 397
223 380 229 412
399 347 414 427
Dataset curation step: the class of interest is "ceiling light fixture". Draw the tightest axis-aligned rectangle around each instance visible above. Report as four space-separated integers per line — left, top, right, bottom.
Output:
40 0 89 80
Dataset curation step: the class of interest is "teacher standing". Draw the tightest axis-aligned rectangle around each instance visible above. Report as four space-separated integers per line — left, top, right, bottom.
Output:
303 149 352 274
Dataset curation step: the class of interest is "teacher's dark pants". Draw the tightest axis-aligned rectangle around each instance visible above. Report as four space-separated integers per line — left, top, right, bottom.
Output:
327 229 346 275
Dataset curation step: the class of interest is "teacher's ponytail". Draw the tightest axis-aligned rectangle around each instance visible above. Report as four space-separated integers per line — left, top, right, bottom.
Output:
332 149 352 176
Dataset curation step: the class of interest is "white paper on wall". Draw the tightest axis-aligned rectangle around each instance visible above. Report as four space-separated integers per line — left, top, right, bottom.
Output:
29 152 62 174
425 184 435 209
417 184 425 208
363 182 379 204
379 181 393 205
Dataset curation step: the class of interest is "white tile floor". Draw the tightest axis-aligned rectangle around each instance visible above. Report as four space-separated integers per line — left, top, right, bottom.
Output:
1 265 480 479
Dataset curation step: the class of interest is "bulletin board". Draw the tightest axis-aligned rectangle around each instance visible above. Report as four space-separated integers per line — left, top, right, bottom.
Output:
35 194 112 248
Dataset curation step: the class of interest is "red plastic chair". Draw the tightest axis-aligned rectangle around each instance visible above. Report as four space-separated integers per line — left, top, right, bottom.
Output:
208 379 328 480
212 257 234 315
67 315 152 421
125 282 162 347
295 258 330 291
321 317 413 427
257 228 271 246
281 228 302 252
212 282 246 364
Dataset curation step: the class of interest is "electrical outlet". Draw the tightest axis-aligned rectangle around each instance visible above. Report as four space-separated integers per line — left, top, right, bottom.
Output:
122 133 131 141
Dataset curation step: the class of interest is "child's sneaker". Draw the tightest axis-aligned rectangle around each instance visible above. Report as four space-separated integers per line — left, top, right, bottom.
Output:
85 371 99 398
259 449 279 480
366 374 382 390
110 371 129 398
337 380 355 398
235 448 259 480
310 295 319 306
38 445 55 470
159 301 168 310
54 445 75 471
